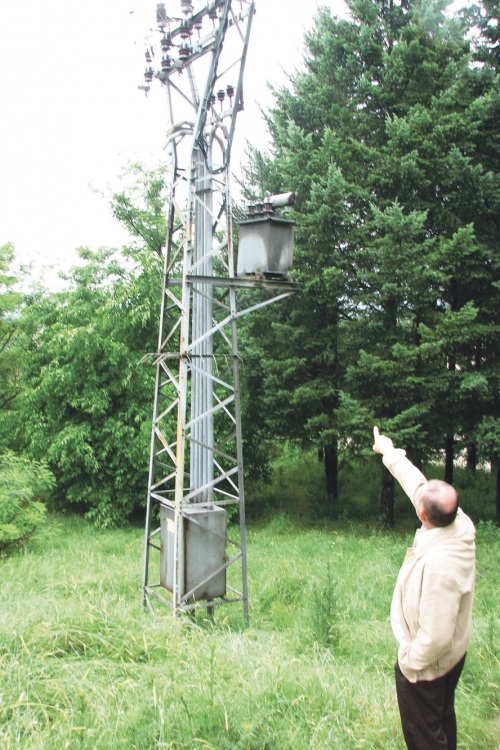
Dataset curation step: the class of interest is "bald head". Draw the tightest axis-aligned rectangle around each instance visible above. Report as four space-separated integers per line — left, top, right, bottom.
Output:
418 480 459 528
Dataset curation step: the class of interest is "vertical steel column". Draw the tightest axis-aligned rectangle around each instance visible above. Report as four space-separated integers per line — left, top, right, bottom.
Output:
226 172 249 619
172 210 192 608
142 145 178 607
190 148 214 503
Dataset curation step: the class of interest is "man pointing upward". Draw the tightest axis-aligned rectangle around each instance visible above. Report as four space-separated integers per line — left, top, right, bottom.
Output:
373 426 476 750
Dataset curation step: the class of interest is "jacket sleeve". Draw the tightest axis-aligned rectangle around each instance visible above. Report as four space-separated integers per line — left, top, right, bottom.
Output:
398 571 462 674
382 449 427 507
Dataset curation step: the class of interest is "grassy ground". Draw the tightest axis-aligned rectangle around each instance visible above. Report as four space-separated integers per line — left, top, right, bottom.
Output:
1 510 499 749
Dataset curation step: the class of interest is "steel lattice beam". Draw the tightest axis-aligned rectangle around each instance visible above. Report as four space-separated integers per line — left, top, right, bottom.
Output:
141 0 299 618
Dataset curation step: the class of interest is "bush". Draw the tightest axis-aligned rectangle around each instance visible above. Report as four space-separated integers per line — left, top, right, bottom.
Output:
18 246 160 527
0 451 55 551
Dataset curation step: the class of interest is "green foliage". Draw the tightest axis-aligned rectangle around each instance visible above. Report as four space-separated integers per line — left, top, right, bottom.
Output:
106 162 169 255
477 416 500 462
0 162 173 526
0 244 21 323
0 244 23 435
247 444 498 525
469 0 500 70
0 451 54 552
17 245 162 526
1 513 498 748
241 0 500 521
245 445 329 521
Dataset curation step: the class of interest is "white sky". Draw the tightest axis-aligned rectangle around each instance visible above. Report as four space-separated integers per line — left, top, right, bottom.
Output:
0 0 347 284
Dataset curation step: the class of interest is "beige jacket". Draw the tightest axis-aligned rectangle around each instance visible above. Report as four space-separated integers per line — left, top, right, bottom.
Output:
383 449 476 683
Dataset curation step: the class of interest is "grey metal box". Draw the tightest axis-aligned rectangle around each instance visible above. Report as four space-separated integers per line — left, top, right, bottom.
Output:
160 504 227 601
236 215 294 276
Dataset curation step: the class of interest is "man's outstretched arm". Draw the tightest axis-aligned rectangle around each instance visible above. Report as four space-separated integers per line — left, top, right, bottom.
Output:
372 426 426 507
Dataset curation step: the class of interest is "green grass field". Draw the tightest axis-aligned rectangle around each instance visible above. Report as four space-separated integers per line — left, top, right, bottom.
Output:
1 511 499 749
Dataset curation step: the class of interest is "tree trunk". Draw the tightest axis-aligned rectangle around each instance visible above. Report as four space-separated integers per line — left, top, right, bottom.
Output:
467 444 477 472
381 471 394 526
324 442 339 517
445 436 454 485
466 343 481 474
445 342 456 486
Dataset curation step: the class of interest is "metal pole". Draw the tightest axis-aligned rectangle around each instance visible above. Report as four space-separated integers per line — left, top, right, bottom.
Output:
142 137 178 606
191 147 214 503
226 168 249 619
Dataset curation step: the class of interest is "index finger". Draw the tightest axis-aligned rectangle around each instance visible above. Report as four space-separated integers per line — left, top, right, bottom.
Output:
373 426 379 440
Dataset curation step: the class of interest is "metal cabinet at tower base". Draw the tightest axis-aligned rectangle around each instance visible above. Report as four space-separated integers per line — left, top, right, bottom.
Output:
236 213 295 277
160 504 227 601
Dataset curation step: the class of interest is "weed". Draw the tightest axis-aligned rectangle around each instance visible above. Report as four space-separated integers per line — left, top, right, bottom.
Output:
310 565 340 648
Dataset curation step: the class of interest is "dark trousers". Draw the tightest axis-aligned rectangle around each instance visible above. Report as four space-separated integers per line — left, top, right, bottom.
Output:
394 654 466 750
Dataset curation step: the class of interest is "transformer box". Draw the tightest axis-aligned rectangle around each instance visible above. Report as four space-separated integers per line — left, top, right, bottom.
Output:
160 504 227 601
237 213 294 277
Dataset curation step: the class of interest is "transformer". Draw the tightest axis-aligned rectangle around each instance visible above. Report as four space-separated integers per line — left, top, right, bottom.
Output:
160 504 227 602
236 213 295 277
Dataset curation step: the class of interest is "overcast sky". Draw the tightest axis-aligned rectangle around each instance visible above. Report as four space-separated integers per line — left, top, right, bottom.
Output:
0 0 347 283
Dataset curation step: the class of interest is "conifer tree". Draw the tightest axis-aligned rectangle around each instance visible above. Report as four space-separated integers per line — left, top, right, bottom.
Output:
242 0 500 520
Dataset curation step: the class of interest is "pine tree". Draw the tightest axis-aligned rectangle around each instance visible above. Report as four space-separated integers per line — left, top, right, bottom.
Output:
242 0 500 520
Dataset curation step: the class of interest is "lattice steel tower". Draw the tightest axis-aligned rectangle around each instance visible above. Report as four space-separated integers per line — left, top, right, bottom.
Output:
141 0 299 618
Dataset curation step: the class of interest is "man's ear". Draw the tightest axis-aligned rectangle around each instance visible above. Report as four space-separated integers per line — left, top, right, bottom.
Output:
419 507 430 525
415 501 426 523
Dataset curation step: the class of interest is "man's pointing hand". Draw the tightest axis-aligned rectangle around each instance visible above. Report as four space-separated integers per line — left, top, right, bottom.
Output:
373 426 395 455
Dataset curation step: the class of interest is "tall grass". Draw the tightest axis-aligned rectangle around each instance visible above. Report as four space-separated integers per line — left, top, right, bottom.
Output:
1 509 499 749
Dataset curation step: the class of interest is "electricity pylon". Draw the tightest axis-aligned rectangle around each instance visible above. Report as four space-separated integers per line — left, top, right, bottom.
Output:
141 0 299 618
